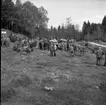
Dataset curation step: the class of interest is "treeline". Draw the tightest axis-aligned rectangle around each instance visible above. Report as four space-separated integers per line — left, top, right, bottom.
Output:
45 25 81 41
1 0 49 38
1 0 106 41
82 16 106 42
1 0 82 40
38 16 106 42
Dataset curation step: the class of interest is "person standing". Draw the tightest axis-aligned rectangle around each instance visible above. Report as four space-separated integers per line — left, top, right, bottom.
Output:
69 45 74 57
67 39 69 51
96 47 103 66
39 40 42 50
53 43 57 56
104 51 106 66
50 42 54 56
49 42 57 56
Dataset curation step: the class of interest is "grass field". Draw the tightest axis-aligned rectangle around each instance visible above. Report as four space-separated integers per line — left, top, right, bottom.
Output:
1 46 106 105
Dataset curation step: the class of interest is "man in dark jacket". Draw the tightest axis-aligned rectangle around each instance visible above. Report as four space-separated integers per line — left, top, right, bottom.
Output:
39 40 42 50
96 47 103 66
104 51 106 66
67 39 70 51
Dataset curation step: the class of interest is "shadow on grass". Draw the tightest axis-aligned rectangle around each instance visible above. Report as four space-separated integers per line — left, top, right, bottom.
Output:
10 74 32 88
1 86 16 102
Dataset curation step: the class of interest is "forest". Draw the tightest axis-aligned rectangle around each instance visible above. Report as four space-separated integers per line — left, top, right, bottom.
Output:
1 0 106 41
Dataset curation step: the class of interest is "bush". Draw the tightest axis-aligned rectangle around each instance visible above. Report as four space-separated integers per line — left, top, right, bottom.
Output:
9 34 17 43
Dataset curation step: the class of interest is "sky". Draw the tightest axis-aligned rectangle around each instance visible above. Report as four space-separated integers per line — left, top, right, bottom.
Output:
12 0 106 30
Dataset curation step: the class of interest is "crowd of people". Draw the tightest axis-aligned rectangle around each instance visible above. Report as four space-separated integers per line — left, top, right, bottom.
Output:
38 38 106 66
1 32 106 67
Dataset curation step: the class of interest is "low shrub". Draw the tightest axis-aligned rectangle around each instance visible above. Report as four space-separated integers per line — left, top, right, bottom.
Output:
9 34 17 43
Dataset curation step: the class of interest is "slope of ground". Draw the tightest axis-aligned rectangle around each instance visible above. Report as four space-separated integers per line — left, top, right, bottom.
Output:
1 47 106 105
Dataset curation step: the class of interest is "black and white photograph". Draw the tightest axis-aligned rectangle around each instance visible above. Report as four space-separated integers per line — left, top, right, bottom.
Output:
1 0 106 105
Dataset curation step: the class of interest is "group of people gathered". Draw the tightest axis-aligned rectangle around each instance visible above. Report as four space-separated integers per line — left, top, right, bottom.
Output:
38 38 106 66
13 38 34 53
38 38 86 57
1 33 106 67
